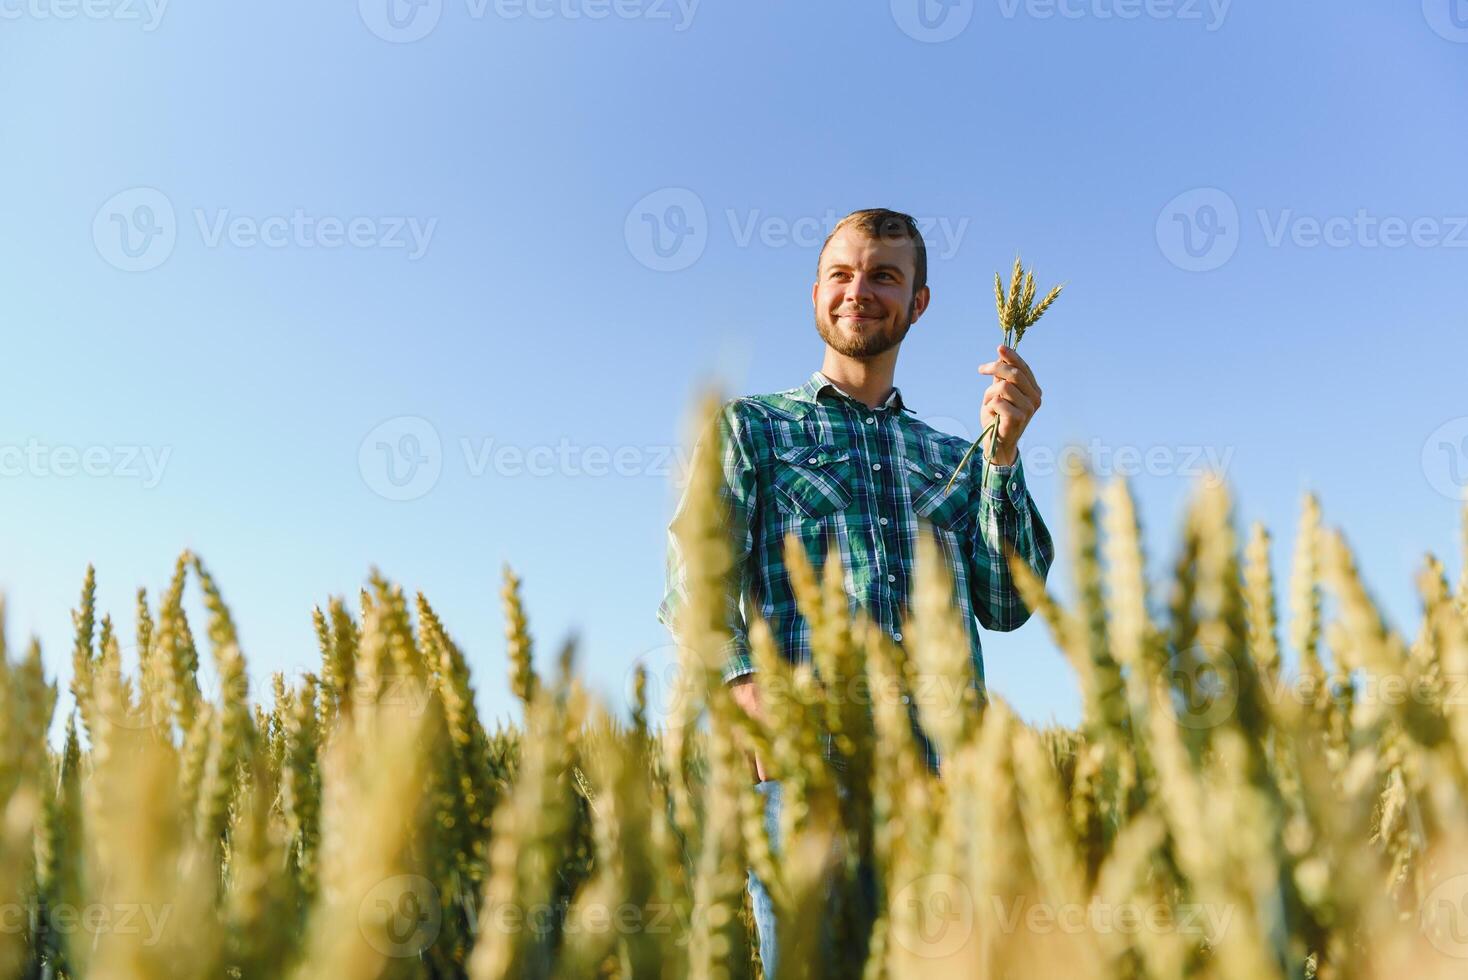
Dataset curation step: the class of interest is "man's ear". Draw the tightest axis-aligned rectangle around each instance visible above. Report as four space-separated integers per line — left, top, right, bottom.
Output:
811 279 819 309
910 285 931 322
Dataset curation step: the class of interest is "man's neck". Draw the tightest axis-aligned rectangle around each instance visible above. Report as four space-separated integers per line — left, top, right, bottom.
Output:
819 351 898 410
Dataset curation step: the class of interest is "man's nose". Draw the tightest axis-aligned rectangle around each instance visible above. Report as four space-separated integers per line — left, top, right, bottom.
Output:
844 274 877 300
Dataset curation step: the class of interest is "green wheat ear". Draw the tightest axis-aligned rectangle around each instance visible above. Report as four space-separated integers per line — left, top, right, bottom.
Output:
946 255 1065 493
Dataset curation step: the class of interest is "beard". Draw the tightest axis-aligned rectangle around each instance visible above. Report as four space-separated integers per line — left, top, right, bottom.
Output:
814 293 916 358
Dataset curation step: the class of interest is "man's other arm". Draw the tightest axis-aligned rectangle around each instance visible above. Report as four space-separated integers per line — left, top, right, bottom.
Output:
967 454 1054 631
656 398 759 683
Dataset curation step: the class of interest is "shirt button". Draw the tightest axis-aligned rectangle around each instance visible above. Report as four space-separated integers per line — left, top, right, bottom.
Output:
887 574 896 582
808 457 818 464
866 416 875 424
901 694 911 704
892 631 903 642
1010 482 1019 493
879 517 888 526
872 462 881 471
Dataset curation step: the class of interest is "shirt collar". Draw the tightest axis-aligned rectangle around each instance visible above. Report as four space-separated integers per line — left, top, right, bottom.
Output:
795 370 911 414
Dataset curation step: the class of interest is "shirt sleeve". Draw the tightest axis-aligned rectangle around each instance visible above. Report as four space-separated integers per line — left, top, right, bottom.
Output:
965 452 1054 631
656 399 759 683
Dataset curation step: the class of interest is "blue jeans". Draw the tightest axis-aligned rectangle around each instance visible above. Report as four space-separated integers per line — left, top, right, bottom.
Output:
747 778 878 975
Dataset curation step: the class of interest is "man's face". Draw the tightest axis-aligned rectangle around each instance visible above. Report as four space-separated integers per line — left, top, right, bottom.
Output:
812 227 929 359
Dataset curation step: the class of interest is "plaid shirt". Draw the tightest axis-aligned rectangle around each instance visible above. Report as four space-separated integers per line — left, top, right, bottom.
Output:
658 370 1054 774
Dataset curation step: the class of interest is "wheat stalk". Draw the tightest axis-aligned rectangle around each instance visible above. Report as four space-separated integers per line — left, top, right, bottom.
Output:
946 255 1065 494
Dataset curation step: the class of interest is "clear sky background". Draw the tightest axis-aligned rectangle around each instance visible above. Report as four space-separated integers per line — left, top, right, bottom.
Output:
2 1 1465 741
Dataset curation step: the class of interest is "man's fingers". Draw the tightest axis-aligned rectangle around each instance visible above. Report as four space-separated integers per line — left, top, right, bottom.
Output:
997 345 1041 395
991 400 1016 421
981 359 1041 401
997 344 1034 375
987 379 1035 414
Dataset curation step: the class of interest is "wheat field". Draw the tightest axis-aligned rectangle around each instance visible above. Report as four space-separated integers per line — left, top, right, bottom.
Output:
1 391 1466 979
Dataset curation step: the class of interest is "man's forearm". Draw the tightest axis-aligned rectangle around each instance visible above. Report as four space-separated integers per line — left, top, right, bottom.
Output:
970 456 1055 630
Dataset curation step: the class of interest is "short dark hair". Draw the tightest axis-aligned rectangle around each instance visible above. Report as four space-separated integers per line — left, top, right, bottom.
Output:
817 208 927 297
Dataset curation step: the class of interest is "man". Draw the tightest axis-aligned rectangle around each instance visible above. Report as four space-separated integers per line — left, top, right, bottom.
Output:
656 207 1055 971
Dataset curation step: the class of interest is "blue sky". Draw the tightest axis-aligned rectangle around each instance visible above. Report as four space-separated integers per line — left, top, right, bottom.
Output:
1 1 1465 739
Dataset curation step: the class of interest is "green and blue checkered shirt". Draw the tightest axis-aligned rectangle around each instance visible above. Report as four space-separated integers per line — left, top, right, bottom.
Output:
658 370 1054 774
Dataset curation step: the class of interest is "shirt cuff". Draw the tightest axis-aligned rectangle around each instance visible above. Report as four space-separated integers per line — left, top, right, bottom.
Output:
981 454 1030 508
721 637 755 684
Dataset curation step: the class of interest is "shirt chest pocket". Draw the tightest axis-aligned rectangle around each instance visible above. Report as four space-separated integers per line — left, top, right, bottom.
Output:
771 443 855 520
903 456 974 532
